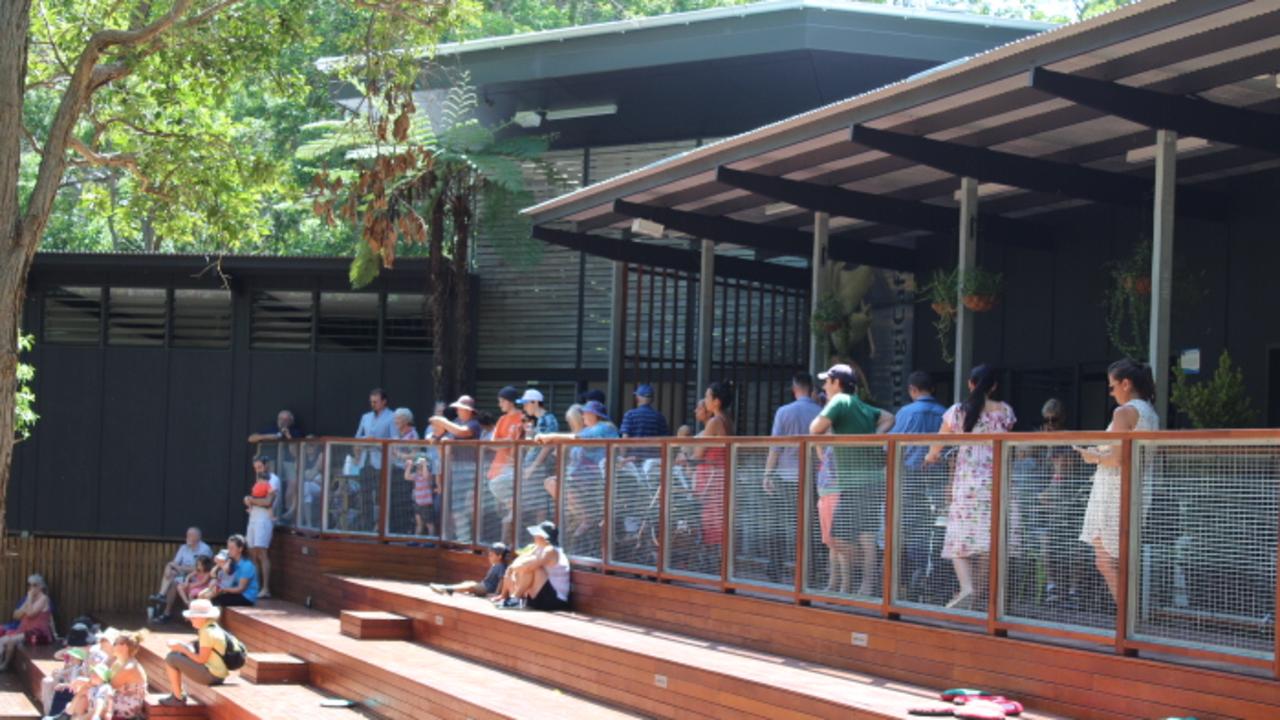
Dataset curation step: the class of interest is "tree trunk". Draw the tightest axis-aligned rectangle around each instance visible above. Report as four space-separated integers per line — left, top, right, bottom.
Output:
0 0 34 544
427 188 450 403
450 188 471 397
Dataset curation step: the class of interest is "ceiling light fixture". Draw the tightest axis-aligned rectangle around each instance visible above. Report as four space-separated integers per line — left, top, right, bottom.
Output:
545 103 618 121
763 202 798 216
630 218 665 238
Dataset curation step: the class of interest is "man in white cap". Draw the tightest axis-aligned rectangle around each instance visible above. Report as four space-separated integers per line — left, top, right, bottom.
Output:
428 397 483 539
159 598 235 706
809 363 894 597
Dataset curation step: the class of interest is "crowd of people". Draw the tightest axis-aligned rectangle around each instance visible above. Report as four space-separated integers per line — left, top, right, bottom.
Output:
240 357 1156 614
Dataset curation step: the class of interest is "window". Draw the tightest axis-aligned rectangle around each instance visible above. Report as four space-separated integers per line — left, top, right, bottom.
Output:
43 286 103 345
317 292 378 352
106 287 167 347
383 293 431 352
173 289 232 349
251 291 314 351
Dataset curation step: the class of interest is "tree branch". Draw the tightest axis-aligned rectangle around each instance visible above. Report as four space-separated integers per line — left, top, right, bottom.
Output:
18 0 242 253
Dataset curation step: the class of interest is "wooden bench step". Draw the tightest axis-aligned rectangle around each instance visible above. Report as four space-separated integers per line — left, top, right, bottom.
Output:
0 668 39 720
338 610 412 640
241 653 310 685
225 602 641 720
12 644 205 719
146 692 208 717
134 629 366 720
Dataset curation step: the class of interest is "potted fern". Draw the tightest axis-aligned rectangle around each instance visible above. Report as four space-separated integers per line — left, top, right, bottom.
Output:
922 269 958 317
960 267 1003 312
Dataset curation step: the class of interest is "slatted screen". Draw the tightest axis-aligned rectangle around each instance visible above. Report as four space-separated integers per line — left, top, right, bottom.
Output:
43 286 103 345
172 289 232 349
251 290 314 350
106 287 167 347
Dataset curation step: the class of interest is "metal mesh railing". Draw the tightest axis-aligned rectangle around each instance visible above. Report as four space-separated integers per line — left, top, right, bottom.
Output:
559 443 608 563
999 440 1119 635
253 431 1280 674
1132 441 1279 659
664 442 726 579
441 443 479 545
804 442 886 602
609 445 662 570
322 441 382 534
730 443 797 588
385 442 440 539
479 443 518 547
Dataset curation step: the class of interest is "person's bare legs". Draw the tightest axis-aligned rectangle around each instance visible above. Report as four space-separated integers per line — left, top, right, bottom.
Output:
855 533 877 597
158 563 179 596
251 547 271 597
164 582 183 617
524 567 549 600
950 556 974 606
1092 538 1119 602
165 663 186 700
510 562 537 599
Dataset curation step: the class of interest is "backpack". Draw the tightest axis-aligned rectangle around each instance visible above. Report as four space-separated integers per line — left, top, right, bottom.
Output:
200 623 247 670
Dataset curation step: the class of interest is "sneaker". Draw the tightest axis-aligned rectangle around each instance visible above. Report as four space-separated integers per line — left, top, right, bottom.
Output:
158 694 188 707
258 591 272 599
498 598 526 610
428 584 445 595
149 613 170 625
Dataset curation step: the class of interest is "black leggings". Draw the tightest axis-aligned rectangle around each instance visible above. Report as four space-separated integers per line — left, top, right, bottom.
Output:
212 593 254 607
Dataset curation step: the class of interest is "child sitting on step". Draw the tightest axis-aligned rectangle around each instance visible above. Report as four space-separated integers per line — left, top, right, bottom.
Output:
429 543 510 597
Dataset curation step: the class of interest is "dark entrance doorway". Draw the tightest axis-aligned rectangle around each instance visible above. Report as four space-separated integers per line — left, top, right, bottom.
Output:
1268 347 1280 427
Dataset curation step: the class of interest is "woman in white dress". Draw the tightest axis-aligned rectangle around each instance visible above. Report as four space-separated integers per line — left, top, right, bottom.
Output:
1076 359 1159 602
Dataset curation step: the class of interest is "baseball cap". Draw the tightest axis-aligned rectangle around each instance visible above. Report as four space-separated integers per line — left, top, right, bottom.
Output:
634 384 654 398
498 386 521 403
526 521 559 545
449 395 476 411
818 364 856 382
518 389 544 405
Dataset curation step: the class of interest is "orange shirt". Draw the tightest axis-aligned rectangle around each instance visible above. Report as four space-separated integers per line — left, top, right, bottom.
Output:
487 410 524 479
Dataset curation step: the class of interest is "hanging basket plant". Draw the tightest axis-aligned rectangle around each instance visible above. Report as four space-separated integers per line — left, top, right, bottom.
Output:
960 267 1003 313
1104 241 1152 359
809 294 847 337
922 269 959 318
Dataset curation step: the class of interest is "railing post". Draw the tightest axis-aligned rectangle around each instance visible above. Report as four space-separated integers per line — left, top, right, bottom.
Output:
320 441 332 539
601 442 613 569
439 443 450 545
721 443 733 589
510 441 522 549
988 438 1003 635
655 441 668 578
1117 437 1134 656
794 440 809 604
472 444 483 550
882 439 896 618
378 442 390 541
553 442 564 533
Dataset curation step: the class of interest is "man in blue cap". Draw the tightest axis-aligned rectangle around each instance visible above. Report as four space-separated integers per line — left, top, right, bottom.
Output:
619 384 670 439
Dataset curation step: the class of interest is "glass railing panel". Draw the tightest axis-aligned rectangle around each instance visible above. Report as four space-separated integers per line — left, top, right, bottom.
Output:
321 441 383 535
441 442 480 545
729 442 799 589
663 442 728 579
385 442 440 539
608 444 664 571
803 440 887 603
557 442 608 563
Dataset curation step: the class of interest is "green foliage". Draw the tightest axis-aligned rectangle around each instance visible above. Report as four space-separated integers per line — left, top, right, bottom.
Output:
15 334 37 442
1170 350 1258 429
1104 241 1151 359
960 267 1003 298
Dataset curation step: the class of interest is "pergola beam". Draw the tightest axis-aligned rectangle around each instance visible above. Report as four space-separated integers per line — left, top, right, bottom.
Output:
1030 67 1280 156
716 166 1042 245
850 124 1226 221
612 199 915 271
531 225 809 288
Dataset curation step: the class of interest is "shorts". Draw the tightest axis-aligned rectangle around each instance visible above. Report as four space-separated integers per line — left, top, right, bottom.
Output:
246 515 273 549
818 492 879 545
528 581 569 611
165 651 225 686
413 503 437 526
488 470 514 520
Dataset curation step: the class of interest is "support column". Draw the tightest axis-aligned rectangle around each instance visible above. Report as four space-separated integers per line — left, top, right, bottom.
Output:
810 211 830 376
607 260 627 416
1149 129 1177 426
954 177 979 404
696 239 715 406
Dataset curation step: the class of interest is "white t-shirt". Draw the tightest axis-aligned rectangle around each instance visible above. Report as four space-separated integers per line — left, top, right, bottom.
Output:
249 473 281 522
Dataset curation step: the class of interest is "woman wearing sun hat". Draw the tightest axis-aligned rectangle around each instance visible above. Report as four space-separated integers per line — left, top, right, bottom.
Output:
0 573 53 669
536 400 618 557
159 599 230 706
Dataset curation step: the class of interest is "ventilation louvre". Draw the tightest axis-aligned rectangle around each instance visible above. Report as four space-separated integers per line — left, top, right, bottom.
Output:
173 289 232 349
44 286 103 346
251 290 314 351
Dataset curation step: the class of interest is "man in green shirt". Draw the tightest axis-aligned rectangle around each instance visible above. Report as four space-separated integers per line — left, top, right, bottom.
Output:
809 363 894 597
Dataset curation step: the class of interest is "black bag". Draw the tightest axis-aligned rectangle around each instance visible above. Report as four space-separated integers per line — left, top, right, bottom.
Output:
199 623 247 670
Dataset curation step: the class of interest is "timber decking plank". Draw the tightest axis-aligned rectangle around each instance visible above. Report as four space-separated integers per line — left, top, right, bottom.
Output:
333 575 1066 720
0 668 39 720
223 601 642 720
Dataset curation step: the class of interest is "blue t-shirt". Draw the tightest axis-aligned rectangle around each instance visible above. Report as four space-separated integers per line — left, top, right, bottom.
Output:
890 396 947 469
575 422 619 469
230 558 260 603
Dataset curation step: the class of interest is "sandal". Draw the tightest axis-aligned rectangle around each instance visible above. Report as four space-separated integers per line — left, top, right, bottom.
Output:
158 694 188 706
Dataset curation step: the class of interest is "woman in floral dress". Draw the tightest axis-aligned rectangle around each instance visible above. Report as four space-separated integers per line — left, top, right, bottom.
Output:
109 630 150 719
926 365 1015 610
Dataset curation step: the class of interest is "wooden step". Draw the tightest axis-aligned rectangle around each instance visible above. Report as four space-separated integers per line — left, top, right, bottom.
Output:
133 626 367 720
0 667 39 720
241 652 310 685
224 601 642 720
330 575 1069 720
338 610 412 640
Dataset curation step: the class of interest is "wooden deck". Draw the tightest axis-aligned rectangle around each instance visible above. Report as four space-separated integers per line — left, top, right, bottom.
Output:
224 600 641 720
0 665 38 720
268 533 1280 719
